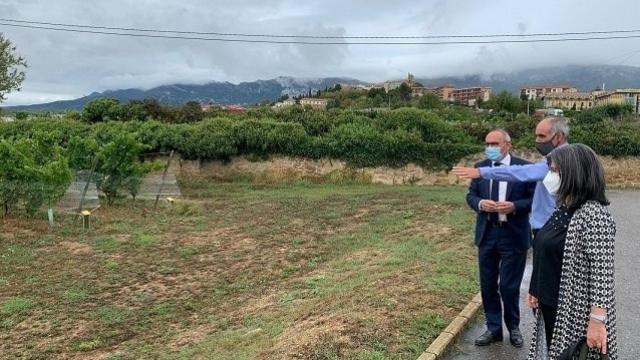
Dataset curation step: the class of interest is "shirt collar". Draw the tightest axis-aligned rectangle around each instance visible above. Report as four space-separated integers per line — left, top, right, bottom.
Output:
493 153 511 166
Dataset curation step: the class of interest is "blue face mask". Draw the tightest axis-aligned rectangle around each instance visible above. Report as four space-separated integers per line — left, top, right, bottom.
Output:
485 146 503 162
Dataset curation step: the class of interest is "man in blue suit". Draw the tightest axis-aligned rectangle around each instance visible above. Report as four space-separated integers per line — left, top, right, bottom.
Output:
466 129 535 348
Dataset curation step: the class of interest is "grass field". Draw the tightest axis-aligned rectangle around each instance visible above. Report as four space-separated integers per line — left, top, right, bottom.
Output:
0 179 479 360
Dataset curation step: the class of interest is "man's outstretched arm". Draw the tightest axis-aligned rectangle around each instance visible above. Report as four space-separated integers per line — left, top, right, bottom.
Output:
453 160 548 183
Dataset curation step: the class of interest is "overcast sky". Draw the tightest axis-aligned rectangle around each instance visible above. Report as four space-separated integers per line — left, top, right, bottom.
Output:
2 0 640 105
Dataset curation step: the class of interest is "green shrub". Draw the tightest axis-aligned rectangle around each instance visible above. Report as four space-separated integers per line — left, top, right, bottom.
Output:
67 136 99 170
381 129 425 167
177 118 237 160
232 119 307 156
96 134 146 204
422 143 482 170
572 122 640 157
0 137 72 216
376 108 472 144
82 98 124 123
327 123 386 167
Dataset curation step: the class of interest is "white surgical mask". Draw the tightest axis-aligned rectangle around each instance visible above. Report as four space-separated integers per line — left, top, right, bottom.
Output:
543 171 561 196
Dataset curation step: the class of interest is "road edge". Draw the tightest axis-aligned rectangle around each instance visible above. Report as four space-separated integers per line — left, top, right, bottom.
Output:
417 292 483 360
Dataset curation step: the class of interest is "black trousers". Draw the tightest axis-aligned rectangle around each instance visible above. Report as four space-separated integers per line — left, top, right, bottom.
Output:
478 224 528 335
540 302 558 349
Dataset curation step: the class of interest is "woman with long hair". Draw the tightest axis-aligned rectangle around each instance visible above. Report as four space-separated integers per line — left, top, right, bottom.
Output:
527 144 617 359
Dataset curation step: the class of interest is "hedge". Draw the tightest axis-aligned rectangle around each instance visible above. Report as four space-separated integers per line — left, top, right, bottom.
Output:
5 106 638 172
1 108 482 169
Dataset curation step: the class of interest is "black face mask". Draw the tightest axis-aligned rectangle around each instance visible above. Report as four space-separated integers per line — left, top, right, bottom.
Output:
535 133 558 156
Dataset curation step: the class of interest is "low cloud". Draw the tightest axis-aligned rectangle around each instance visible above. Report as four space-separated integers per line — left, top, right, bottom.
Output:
1 0 639 105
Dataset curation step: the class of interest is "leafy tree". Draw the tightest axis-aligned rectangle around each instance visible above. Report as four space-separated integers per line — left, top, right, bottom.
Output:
122 100 148 121
0 34 27 103
201 105 224 118
326 98 341 109
178 101 204 123
397 82 412 102
484 91 524 113
96 134 145 205
66 136 100 170
0 140 31 215
367 87 386 99
599 104 634 119
18 133 73 214
0 138 71 216
82 98 124 123
22 150 72 215
416 93 444 110
14 111 29 120
142 98 166 120
276 94 290 102
38 154 72 209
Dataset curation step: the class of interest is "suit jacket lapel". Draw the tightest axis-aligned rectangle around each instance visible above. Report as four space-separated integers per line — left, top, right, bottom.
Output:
484 178 491 199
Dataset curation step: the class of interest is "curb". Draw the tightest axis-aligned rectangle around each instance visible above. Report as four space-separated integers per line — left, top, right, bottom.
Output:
417 292 483 360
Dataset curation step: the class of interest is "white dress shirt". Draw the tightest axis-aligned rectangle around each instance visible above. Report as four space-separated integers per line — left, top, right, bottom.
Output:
491 154 511 222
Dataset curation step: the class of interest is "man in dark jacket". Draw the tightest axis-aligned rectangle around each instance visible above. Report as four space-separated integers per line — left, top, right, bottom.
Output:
466 129 536 348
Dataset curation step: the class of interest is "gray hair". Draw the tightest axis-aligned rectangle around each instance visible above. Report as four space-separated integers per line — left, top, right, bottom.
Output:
492 128 512 142
546 116 570 138
548 143 609 209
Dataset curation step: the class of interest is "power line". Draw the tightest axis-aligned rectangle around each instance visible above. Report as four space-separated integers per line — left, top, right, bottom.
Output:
3 22 640 45
615 49 640 66
3 17 640 39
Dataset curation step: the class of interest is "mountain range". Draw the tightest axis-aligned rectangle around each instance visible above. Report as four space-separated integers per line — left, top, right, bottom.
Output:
6 77 366 112
6 65 640 111
416 64 640 94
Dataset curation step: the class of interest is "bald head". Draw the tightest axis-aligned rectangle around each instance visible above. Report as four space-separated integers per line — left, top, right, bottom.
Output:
487 129 512 143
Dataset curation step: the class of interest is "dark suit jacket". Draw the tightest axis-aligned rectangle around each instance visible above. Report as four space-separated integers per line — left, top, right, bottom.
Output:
466 155 536 251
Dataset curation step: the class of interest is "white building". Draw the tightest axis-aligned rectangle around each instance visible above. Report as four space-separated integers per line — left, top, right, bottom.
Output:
299 98 328 110
273 99 297 109
520 85 577 100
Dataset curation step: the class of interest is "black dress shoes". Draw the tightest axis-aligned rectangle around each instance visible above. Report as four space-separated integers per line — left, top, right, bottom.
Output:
509 328 524 348
474 330 503 346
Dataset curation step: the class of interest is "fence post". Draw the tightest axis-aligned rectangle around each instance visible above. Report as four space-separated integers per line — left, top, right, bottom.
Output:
75 156 99 224
154 150 175 210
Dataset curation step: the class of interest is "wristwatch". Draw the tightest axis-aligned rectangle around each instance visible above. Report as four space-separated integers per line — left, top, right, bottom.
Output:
590 313 607 323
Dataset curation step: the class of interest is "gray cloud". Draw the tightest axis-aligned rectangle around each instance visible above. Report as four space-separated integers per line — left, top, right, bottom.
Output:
1 0 640 105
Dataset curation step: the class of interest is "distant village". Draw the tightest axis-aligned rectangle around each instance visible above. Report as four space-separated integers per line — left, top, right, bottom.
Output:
271 73 492 111
270 72 640 114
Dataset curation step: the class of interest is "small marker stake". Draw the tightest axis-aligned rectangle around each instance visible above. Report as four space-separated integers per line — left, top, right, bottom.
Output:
81 210 91 229
47 208 54 226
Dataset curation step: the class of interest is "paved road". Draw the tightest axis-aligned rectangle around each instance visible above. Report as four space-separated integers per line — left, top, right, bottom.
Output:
444 190 640 360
